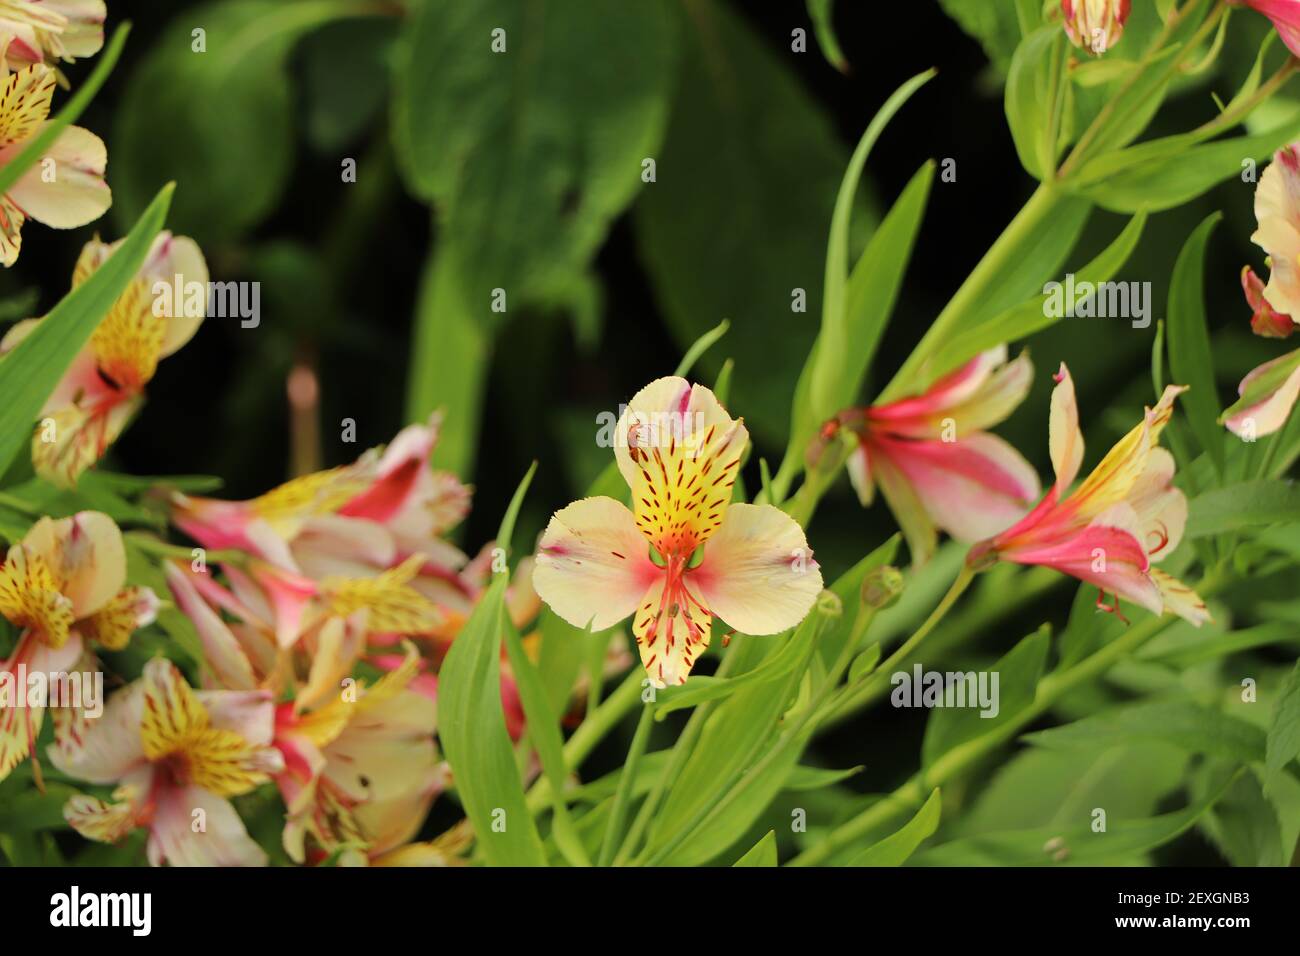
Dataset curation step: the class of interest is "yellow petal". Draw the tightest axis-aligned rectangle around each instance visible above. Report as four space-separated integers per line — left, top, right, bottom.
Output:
0 63 53 146
139 657 209 761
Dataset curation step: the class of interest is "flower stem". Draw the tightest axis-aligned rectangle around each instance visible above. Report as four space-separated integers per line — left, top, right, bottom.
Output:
597 701 656 866
821 563 976 722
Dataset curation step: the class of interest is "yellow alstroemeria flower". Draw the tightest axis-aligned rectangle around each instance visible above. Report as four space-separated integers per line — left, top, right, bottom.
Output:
0 232 206 487
50 657 283 866
0 1 105 70
0 511 157 782
533 376 824 688
273 646 444 865
0 58 109 265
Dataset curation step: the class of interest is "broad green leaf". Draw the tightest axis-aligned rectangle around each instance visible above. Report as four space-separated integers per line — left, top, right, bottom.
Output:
394 0 675 302
848 788 940 866
913 776 1236 866
1024 699 1267 764
732 830 778 867
1197 766 1287 867
1005 26 1068 180
114 0 368 242
1266 661 1300 792
1137 621 1300 668
405 250 492 475
634 0 873 443
299 17 397 153
953 741 1187 842
921 625 1050 769
811 71 936 423
0 184 173 476
1187 480 1300 537
1166 213 1225 475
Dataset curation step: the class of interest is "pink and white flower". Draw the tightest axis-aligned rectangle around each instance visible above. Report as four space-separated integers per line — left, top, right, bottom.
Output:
968 364 1209 626
821 346 1040 565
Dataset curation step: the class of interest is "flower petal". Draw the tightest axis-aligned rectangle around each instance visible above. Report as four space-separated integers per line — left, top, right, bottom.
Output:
533 496 662 631
8 124 109 228
689 503 823 637
146 784 267 867
1049 362 1085 490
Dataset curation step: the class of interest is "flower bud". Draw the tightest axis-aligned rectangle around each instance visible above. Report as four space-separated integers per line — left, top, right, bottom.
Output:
1061 0 1131 56
1243 265 1296 339
860 565 904 610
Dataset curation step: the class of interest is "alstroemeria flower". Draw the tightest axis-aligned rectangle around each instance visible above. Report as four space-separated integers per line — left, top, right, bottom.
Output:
273 646 444 865
1 232 207 487
0 0 105 69
50 657 283 866
165 550 446 713
1062 0 1131 55
1233 0 1300 57
1223 346 1300 438
1247 146 1300 321
822 346 1040 565
533 377 824 688
0 511 156 782
0 60 109 266
968 364 1209 626
171 414 469 582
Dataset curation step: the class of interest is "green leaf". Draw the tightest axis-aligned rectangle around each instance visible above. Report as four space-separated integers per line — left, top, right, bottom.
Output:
732 830 778 867
0 22 128 198
299 17 396 152
394 0 676 302
1166 213 1225 475
0 183 174 476
784 764 864 791
1025 699 1267 764
811 70 935 423
806 0 847 72
921 625 1050 769
1080 118 1300 213
848 788 941 866
1187 480 1300 537
937 0 1040 74
495 460 537 556
405 250 492 475
113 0 369 243
1005 27 1068 179
437 574 547 866
913 775 1237 866
634 0 874 444
807 158 934 434
1266 661 1300 792
847 642 881 684
502 610 591 866
921 210 1146 384
673 319 730 379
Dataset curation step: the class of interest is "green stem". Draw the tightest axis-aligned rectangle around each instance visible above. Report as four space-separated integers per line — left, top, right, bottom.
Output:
790 570 1229 866
524 668 643 813
598 702 656 866
823 563 976 722
612 647 744 864
877 184 1061 403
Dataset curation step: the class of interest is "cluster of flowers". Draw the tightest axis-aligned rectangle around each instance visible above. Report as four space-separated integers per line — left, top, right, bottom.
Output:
3 0 1300 867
